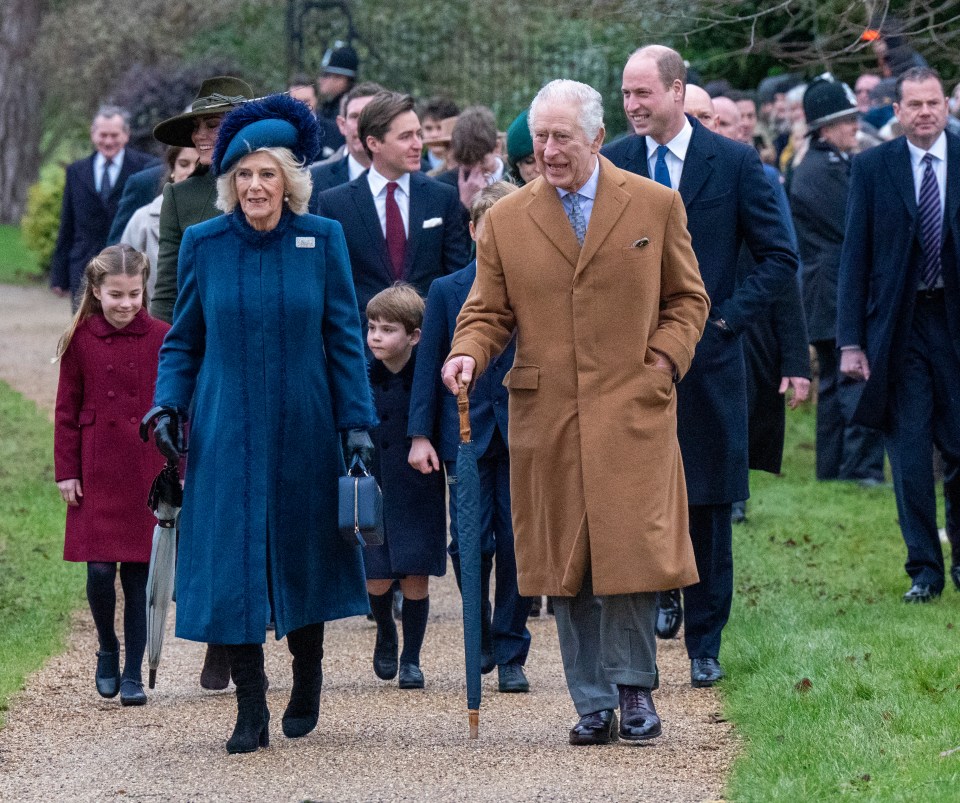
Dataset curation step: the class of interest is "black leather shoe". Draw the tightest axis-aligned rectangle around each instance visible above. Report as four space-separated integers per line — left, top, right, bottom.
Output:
120 678 147 706
691 657 725 687
569 709 618 745
373 624 399 680
498 663 530 693
617 685 661 741
528 596 542 617
95 650 120 699
398 662 424 689
951 566 960 592
655 589 683 640
903 583 941 603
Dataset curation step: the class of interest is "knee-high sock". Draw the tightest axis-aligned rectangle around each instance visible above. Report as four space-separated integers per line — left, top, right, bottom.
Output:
86 562 118 652
369 590 398 643
399 596 429 666
119 562 148 681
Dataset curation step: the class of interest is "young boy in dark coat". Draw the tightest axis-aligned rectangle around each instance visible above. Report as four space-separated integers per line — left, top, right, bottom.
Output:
407 182 533 694
365 284 448 690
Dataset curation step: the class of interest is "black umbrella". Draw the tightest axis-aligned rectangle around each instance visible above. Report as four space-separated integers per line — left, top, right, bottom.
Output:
456 388 482 738
145 459 182 688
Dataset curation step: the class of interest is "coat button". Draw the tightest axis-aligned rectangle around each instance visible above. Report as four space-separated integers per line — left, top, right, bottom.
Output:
129 416 138 424
109 419 117 426
105 338 112 345
106 365 114 372
129 362 135 368
107 390 115 398
129 389 136 397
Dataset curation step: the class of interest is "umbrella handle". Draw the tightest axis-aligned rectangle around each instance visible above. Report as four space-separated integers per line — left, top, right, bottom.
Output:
457 387 471 443
469 709 479 739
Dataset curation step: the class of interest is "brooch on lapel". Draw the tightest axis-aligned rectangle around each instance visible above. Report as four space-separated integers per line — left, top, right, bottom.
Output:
296 237 316 248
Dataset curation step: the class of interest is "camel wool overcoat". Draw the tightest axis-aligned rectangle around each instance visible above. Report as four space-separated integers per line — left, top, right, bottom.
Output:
450 156 710 597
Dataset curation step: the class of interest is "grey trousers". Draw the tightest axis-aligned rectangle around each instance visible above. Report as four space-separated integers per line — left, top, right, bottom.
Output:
552 573 658 716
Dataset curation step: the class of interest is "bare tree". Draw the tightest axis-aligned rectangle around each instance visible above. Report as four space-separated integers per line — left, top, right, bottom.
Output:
0 0 45 224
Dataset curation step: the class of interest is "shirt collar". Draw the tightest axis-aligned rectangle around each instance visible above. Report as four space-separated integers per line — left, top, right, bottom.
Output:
646 118 693 162
556 157 600 200
367 165 411 197
347 153 367 181
95 149 124 169
906 131 947 167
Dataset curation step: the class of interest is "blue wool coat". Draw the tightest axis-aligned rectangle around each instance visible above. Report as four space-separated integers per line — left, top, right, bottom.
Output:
364 353 448 579
154 209 378 643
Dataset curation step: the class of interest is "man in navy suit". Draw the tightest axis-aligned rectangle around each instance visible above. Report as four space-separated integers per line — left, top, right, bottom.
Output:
316 91 472 320
308 81 385 210
106 163 166 246
838 67 960 602
50 106 158 308
603 45 797 687
407 182 532 694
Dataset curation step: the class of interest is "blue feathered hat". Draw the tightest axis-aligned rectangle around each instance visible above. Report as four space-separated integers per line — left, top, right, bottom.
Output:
212 93 321 175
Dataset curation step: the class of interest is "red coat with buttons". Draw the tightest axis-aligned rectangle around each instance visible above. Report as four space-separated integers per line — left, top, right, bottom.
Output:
54 308 169 562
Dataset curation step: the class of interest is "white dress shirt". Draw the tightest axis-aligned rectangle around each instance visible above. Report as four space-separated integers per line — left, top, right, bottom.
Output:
907 131 947 213
645 119 693 190
367 166 411 238
94 150 124 193
347 153 367 181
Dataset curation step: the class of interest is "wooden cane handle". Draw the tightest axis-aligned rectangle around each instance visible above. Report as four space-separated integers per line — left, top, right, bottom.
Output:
468 709 479 739
458 386 471 443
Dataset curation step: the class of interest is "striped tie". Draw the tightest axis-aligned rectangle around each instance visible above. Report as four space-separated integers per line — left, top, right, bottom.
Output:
918 153 942 289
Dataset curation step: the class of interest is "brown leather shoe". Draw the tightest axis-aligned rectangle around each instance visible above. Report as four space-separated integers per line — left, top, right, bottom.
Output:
569 709 618 745
617 685 662 741
200 644 231 690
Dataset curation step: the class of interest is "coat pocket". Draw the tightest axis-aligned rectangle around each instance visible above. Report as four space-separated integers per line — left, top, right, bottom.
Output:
503 365 539 390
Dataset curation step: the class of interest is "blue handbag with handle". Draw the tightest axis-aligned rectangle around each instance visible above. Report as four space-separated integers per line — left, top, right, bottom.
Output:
338 454 384 547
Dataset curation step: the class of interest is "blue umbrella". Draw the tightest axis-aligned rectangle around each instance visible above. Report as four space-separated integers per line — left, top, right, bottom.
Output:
456 387 482 738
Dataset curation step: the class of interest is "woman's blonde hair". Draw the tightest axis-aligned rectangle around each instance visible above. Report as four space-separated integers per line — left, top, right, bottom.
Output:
215 146 312 216
55 245 150 360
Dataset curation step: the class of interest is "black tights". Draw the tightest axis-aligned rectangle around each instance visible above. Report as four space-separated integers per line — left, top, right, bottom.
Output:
86 562 148 682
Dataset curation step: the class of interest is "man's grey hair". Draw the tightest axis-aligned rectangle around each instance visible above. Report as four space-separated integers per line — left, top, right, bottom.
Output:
529 80 604 142
92 105 131 130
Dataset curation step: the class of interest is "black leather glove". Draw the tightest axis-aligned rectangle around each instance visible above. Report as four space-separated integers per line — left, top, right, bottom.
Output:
345 428 374 468
140 405 186 462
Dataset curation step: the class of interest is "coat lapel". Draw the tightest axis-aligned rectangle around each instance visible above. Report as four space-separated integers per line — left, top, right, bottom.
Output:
885 137 918 219
404 173 426 275
577 156 630 272
350 178 393 281
526 178 581 269
946 131 960 227
677 121 714 207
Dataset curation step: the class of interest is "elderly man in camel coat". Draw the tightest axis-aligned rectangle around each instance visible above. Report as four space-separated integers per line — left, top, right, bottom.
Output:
443 80 709 746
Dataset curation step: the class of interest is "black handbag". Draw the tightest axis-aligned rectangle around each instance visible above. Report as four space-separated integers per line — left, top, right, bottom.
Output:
338 455 384 547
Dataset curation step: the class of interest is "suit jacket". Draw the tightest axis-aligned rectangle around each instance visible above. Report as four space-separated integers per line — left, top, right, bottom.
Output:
150 169 219 324
316 171 472 317
408 260 513 462
450 156 709 596
837 132 960 428
50 148 158 292
603 118 798 504
107 163 167 245
308 156 351 214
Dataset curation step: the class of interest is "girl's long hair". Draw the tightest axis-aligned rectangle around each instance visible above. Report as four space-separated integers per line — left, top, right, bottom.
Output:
54 244 150 360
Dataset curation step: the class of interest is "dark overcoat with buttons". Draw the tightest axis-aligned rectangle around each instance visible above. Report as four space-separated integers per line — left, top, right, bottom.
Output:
365 352 448 578
54 309 170 562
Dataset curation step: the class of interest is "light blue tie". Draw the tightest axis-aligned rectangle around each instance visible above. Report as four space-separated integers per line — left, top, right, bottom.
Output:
654 145 671 188
567 193 587 246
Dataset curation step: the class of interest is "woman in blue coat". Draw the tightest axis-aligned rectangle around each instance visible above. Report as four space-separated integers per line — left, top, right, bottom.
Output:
147 95 377 754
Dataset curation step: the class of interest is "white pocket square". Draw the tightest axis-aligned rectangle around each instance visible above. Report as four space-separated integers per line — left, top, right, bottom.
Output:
423 217 443 229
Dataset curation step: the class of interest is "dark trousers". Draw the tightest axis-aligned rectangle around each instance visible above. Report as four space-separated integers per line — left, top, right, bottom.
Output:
682 504 733 660
446 431 531 667
884 294 960 590
813 340 885 482
945 462 960 567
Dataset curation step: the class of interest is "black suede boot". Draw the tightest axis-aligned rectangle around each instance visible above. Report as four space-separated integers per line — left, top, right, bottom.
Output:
201 643 232 690
282 623 324 738
225 644 269 754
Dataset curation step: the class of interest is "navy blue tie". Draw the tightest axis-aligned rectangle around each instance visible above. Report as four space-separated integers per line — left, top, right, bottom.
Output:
918 153 942 289
654 145 671 188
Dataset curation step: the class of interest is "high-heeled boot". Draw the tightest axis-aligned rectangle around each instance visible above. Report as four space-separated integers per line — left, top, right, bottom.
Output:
225 644 269 754
282 623 324 738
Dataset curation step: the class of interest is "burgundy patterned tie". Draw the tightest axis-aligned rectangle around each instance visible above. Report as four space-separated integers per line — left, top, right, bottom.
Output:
385 181 406 281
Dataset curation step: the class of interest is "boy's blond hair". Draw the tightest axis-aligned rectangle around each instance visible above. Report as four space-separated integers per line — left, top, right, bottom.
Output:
469 180 518 227
366 282 425 334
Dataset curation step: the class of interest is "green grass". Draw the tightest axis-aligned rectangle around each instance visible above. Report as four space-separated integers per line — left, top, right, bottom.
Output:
0 381 84 725
0 224 41 285
724 405 960 801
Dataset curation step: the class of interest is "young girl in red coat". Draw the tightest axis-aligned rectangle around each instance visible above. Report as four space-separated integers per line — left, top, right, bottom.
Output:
54 245 169 706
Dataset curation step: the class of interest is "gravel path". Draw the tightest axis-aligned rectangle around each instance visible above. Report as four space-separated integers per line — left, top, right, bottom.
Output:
0 283 736 802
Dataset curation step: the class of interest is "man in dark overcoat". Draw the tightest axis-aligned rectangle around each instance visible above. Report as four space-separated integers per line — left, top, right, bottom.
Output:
791 76 886 485
603 45 798 687
837 66 960 601
50 106 157 308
